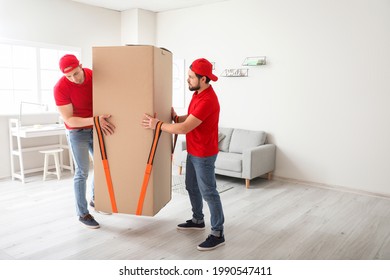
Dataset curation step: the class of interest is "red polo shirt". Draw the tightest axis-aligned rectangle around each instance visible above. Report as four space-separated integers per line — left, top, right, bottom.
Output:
53 68 93 129
186 85 220 157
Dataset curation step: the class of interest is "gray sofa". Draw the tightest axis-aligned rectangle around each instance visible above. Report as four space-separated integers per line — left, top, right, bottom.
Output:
173 127 276 188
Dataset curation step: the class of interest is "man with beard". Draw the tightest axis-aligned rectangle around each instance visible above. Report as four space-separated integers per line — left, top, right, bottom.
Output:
142 58 225 251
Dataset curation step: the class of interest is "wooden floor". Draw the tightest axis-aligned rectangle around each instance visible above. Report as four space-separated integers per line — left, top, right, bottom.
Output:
1 170 390 260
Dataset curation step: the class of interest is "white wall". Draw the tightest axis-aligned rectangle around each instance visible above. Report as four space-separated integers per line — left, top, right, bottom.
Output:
0 0 121 178
156 0 390 196
137 9 156 45
121 9 156 45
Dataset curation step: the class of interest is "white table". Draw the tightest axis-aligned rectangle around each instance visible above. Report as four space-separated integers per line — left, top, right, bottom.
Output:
9 118 74 183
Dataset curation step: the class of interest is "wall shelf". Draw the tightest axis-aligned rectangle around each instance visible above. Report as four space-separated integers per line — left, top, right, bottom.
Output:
242 56 266 66
221 68 249 77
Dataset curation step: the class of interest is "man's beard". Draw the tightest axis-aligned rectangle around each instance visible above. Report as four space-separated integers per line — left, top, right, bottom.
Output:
189 85 200 91
188 80 201 91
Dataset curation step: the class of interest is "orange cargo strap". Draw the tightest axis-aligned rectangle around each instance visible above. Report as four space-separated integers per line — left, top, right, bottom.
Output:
93 116 118 213
172 115 179 156
136 121 163 215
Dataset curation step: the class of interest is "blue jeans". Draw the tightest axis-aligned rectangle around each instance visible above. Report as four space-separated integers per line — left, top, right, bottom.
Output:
67 128 94 217
185 153 225 237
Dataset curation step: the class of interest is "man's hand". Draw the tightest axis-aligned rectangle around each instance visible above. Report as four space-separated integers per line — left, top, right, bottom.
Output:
142 113 159 130
99 114 115 135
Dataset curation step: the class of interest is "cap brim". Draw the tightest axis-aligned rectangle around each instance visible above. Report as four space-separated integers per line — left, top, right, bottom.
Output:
62 65 77 74
210 73 218 82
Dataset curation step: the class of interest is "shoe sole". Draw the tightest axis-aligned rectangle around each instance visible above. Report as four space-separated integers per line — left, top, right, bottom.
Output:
81 223 100 229
197 241 225 251
177 226 205 231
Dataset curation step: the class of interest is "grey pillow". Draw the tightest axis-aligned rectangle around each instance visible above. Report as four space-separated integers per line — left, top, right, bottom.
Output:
218 132 226 143
218 127 234 152
229 129 266 153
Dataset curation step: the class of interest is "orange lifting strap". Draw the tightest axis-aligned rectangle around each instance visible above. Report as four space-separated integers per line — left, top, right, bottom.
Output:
95 116 177 216
93 116 118 213
137 116 180 215
172 115 179 156
136 121 163 215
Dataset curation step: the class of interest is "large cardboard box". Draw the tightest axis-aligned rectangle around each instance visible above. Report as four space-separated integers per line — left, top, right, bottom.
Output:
92 45 172 216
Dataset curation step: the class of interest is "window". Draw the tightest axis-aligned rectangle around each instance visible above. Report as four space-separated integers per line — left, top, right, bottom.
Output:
0 39 80 114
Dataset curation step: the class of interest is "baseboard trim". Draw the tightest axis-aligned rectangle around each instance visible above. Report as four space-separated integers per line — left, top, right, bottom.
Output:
273 175 390 201
0 176 12 182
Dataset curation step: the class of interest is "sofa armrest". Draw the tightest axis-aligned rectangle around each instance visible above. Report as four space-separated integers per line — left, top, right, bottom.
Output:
242 144 276 179
173 138 187 167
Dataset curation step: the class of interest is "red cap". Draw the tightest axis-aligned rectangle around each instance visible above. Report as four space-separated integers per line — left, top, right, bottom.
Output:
191 58 218 82
59 54 80 73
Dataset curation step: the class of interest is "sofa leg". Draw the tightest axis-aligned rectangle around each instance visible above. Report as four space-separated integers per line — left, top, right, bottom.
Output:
267 172 273 180
245 179 250 188
179 166 182 175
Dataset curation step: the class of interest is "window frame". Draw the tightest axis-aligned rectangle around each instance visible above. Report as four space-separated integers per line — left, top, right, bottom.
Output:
0 38 81 114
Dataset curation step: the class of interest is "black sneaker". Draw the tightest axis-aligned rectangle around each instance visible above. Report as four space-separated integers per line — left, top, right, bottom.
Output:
89 200 111 215
177 219 205 230
79 214 100 229
197 235 225 251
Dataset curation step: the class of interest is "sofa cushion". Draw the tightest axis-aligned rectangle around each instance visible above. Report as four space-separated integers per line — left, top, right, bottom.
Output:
229 129 267 154
218 127 234 152
216 152 242 173
218 132 226 143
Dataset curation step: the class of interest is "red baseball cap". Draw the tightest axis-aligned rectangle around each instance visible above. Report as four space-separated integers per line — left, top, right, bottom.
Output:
59 54 80 73
191 58 218 82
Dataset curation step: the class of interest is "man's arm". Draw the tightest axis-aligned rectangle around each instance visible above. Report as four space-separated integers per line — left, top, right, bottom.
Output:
171 107 188 123
58 104 115 135
142 113 201 135
162 114 201 134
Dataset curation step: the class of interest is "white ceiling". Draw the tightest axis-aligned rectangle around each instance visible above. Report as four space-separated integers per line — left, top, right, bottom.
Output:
71 0 228 12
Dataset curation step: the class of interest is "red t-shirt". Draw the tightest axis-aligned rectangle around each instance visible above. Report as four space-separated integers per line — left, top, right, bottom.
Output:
53 68 93 129
186 85 220 157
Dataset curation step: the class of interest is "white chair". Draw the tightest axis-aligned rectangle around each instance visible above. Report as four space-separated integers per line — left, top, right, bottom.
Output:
40 148 64 180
